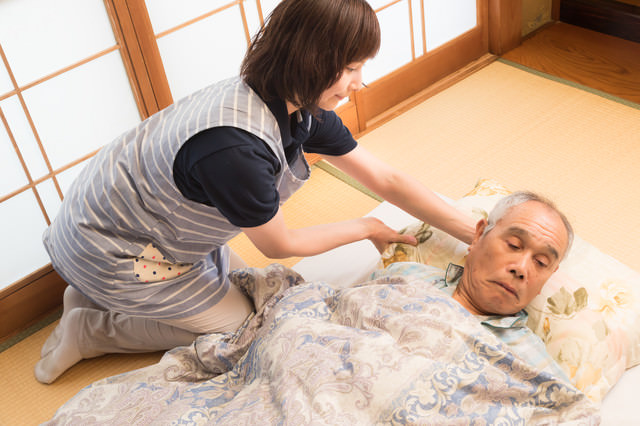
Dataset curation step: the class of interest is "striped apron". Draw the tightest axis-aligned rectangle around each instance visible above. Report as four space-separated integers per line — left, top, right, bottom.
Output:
43 77 310 319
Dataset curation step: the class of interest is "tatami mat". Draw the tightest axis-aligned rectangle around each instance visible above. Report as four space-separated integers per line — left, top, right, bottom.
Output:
0 321 163 425
3 60 639 425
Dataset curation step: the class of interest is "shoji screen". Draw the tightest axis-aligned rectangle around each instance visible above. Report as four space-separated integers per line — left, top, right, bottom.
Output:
145 0 478 101
366 0 477 83
0 0 141 291
0 0 486 294
140 0 482 133
144 0 278 103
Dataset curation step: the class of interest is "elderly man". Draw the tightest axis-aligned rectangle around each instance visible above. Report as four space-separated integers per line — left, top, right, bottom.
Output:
378 190 573 381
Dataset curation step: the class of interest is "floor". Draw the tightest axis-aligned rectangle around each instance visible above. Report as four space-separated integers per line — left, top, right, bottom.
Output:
502 22 640 104
2 21 639 425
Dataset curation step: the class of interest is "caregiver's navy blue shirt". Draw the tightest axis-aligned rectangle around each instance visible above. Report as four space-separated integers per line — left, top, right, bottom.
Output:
173 97 357 228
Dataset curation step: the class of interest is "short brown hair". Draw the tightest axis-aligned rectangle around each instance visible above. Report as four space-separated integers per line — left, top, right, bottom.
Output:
241 0 380 111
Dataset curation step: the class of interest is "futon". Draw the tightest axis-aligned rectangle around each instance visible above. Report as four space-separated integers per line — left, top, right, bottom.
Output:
43 181 639 425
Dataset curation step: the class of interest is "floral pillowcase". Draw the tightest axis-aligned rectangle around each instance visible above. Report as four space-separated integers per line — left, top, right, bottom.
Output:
380 179 640 403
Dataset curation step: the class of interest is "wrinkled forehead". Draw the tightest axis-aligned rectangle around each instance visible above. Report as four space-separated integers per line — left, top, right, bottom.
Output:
497 201 569 259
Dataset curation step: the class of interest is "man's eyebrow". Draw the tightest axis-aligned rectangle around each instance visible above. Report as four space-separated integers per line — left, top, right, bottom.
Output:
506 226 559 261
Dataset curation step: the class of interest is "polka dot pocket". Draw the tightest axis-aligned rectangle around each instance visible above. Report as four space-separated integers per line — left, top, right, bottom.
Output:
133 243 192 283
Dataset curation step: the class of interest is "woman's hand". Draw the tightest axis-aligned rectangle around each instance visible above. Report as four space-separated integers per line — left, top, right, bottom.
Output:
243 210 417 259
323 146 476 245
363 217 417 253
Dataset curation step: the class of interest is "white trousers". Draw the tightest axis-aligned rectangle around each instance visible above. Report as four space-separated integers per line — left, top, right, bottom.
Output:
59 248 252 358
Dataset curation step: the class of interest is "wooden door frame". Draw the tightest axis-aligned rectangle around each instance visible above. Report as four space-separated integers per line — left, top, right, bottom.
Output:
104 0 173 118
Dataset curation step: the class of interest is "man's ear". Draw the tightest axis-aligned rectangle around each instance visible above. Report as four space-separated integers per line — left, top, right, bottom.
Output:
471 219 488 246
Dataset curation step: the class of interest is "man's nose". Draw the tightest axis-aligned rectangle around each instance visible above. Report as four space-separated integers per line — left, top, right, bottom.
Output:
509 257 527 280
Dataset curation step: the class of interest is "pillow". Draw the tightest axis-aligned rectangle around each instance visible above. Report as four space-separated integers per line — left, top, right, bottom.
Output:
380 179 510 270
380 178 640 403
527 240 640 402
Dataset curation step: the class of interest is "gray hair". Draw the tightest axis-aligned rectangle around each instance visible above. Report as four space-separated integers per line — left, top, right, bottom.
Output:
483 191 574 260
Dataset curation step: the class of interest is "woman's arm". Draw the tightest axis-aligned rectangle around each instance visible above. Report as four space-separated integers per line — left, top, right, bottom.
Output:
322 145 475 244
242 209 417 259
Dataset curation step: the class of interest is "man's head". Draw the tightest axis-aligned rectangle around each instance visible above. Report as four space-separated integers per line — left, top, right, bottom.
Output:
453 192 573 316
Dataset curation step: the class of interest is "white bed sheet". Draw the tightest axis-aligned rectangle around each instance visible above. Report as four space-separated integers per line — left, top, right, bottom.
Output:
292 201 639 425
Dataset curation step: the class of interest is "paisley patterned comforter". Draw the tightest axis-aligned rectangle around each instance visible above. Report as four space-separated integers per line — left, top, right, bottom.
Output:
45 264 599 425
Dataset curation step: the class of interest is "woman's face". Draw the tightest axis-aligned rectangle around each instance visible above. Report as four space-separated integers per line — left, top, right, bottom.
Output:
317 61 366 111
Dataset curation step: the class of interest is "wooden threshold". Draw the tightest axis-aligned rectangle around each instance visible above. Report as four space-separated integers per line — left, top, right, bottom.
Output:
0 265 66 344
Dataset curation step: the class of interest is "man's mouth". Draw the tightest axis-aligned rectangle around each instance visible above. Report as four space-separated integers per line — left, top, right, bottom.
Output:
494 281 518 299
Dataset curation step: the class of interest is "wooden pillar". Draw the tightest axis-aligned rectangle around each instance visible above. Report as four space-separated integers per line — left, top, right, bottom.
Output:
488 0 523 55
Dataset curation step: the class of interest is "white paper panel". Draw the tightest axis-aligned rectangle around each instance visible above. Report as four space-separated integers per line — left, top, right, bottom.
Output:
56 161 88 196
22 51 140 170
0 0 115 86
364 1 413 84
146 0 277 38
37 178 63 225
0 95 50 180
424 0 477 51
0 106 29 196
367 0 392 10
244 0 266 37
0 64 13 96
145 0 229 35
157 7 249 101
0 190 50 289
258 0 281 21
411 0 425 57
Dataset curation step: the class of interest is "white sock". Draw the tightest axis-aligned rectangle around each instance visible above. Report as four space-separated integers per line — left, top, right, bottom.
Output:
34 308 84 384
40 286 101 358
40 323 62 358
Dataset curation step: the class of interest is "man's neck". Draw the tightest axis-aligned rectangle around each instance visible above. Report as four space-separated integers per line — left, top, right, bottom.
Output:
452 283 486 316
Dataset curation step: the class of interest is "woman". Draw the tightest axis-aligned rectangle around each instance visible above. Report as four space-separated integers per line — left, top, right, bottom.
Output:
35 0 475 384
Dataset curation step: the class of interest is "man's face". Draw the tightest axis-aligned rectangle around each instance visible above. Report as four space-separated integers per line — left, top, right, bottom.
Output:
454 201 569 316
